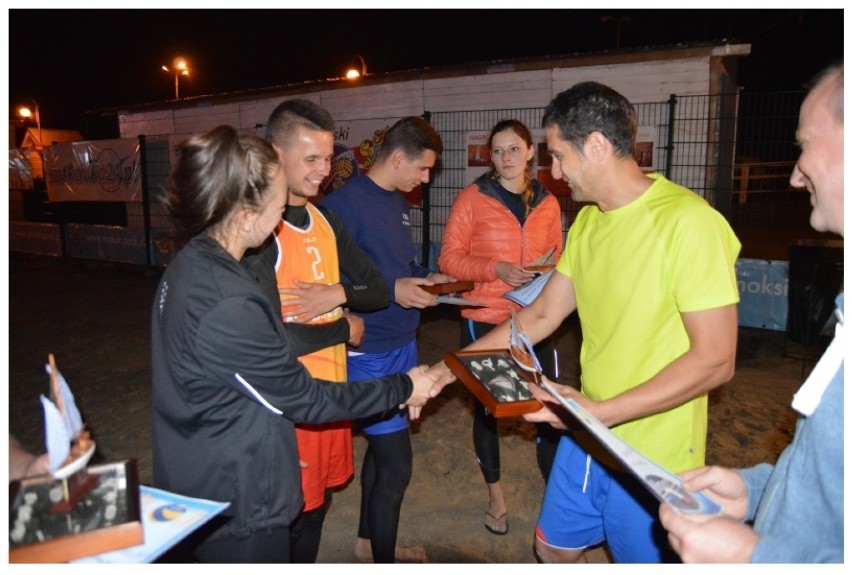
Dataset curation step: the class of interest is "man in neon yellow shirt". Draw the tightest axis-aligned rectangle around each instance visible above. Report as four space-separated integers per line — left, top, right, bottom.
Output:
446 81 740 562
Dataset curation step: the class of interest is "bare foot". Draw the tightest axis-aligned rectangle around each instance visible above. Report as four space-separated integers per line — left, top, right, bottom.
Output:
354 537 428 563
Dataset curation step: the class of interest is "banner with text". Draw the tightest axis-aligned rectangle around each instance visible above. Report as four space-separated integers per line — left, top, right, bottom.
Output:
736 258 789 331
44 138 142 202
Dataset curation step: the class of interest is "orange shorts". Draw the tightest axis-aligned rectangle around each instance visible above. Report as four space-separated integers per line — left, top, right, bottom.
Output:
295 421 354 512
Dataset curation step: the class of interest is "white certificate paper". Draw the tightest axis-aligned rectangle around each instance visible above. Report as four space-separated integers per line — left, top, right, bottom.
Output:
540 381 723 516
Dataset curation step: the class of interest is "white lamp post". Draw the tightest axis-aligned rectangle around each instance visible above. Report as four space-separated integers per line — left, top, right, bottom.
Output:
162 57 190 99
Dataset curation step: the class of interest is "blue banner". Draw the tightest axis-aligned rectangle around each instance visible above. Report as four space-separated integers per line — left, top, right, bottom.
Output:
735 259 789 331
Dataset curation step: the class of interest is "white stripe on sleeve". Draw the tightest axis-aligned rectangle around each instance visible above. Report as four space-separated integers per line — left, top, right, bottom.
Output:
233 372 283 415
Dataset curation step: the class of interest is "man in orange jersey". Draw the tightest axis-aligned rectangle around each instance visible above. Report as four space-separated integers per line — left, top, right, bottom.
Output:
246 99 389 562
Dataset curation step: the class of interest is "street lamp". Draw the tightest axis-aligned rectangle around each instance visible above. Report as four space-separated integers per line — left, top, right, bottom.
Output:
17 101 42 147
162 57 190 99
345 55 367 79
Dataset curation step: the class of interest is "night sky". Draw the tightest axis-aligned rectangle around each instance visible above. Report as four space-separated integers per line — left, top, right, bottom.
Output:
7 7 845 140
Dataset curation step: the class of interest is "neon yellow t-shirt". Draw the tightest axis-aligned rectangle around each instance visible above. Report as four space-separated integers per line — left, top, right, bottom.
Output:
556 173 741 471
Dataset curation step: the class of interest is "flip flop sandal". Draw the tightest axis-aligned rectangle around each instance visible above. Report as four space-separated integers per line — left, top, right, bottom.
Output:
484 510 508 535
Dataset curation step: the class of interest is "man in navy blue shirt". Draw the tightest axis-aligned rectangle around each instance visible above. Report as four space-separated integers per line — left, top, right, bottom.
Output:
322 116 454 563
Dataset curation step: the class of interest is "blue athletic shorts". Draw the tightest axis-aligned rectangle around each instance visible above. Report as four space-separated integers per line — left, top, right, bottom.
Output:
535 433 676 563
347 341 416 436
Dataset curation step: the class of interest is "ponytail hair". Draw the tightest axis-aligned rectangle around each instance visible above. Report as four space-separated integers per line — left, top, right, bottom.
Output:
165 125 279 246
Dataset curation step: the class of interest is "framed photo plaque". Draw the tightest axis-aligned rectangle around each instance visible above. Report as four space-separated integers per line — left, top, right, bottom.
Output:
420 280 474 295
444 349 541 417
9 460 143 563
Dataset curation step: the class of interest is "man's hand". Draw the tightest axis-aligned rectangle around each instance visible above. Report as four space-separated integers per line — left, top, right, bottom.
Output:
676 466 749 520
403 364 439 410
522 377 586 430
280 281 346 323
8 438 49 481
425 271 456 284
408 405 423 421
659 503 758 563
425 360 456 397
395 277 439 309
495 261 535 287
344 313 365 347
657 465 752 562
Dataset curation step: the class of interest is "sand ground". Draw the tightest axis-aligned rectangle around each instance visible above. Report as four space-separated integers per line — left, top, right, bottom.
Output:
8 254 806 563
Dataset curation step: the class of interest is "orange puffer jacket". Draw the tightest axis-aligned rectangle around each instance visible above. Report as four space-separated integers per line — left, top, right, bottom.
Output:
439 173 563 324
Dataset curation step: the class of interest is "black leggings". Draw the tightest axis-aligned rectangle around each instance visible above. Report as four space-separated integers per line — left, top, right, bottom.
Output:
289 488 334 563
357 428 413 563
462 319 563 484
193 526 290 563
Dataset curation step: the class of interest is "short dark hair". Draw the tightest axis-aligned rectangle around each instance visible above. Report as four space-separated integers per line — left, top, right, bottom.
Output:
376 116 443 162
166 125 279 245
542 81 637 158
265 98 336 149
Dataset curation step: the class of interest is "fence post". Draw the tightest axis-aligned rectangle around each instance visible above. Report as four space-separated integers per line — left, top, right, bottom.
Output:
664 94 677 179
138 135 153 268
42 173 68 260
421 111 432 268
710 90 739 218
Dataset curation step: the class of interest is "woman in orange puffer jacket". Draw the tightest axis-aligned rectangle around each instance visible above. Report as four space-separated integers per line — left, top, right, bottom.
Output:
438 119 564 537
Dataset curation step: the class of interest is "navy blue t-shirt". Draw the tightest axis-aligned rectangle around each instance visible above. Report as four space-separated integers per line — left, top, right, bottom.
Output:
322 175 430 354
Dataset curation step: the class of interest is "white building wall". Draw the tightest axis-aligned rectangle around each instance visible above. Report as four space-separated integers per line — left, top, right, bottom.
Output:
118 56 715 139
319 80 427 121
424 69 554 111
172 103 241 137
238 99 281 133
118 109 176 139
114 49 739 251
552 58 712 101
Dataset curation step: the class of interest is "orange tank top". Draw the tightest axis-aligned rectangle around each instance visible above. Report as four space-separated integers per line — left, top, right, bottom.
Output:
274 203 346 382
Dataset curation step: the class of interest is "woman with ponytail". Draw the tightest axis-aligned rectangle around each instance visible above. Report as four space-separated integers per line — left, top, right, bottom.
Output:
438 119 564 536
151 125 440 562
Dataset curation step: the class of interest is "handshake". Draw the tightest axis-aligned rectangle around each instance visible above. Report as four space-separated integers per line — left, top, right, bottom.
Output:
400 361 457 420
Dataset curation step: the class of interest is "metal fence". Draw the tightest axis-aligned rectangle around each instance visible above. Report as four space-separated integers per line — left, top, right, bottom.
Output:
425 101 674 245
415 89 810 265
11 90 812 266
130 90 810 265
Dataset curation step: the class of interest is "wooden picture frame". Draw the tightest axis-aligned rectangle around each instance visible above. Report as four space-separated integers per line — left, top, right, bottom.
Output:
523 264 555 274
444 349 541 417
420 280 474 295
9 459 143 563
